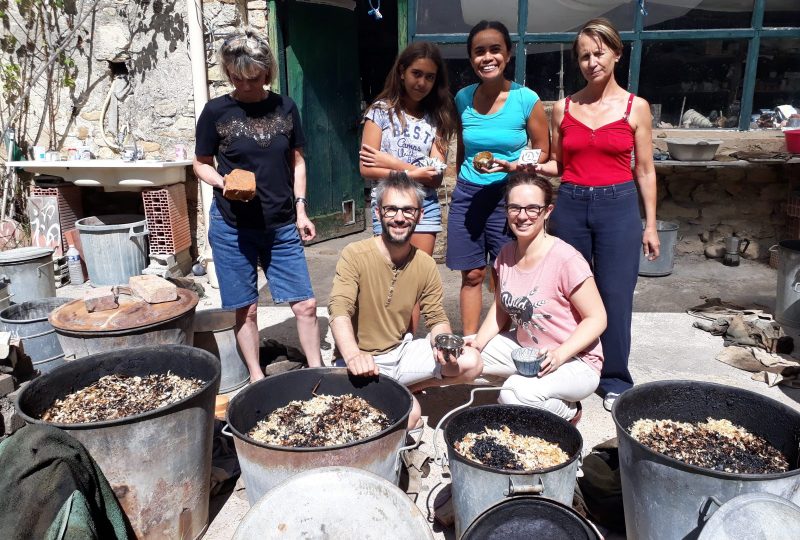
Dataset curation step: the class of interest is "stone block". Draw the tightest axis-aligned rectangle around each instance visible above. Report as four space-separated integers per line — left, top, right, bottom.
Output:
659 200 699 220
665 177 697 204
248 0 267 8
80 110 102 121
84 287 119 312
129 275 178 304
249 10 267 28
716 168 746 183
746 167 777 183
140 141 161 152
759 183 789 202
0 374 13 398
692 182 730 205
0 398 25 436
155 100 178 117
704 244 725 259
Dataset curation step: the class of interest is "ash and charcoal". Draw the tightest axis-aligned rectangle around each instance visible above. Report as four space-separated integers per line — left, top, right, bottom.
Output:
248 394 391 448
455 425 568 471
42 373 204 424
630 417 789 474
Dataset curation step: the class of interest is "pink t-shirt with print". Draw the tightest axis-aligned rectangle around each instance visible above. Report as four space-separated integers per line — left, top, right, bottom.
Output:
494 237 604 373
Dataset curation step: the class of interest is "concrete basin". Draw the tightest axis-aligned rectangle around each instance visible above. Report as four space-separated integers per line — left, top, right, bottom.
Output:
5 159 191 190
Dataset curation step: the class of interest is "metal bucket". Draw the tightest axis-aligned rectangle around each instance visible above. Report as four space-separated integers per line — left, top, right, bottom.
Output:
612 380 800 540
776 240 800 327
233 467 433 539
639 219 679 277
49 289 198 360
0 297 71 373
14 345 221 539
192 309 248 393
0 247 55 303
76 215 148 286
435 389 583 539
461 496 602 539
226 367 414 505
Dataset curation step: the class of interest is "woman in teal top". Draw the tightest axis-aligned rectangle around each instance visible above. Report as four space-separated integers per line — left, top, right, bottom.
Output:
447 20 550 335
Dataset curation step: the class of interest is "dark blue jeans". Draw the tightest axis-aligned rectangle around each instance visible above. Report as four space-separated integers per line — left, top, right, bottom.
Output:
549 180 641 395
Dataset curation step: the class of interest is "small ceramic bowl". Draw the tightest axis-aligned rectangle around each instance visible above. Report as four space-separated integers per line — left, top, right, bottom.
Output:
511 347 544 377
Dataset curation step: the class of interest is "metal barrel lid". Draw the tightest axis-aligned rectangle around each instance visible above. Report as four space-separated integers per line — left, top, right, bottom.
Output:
0 246 54 264
698 493 800 540
49 288 198 333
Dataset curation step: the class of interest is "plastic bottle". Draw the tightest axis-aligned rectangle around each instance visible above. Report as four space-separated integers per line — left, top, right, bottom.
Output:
66 245 85 285
122 125 138 162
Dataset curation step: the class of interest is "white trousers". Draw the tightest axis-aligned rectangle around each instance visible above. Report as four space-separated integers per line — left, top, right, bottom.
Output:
479 331 600 420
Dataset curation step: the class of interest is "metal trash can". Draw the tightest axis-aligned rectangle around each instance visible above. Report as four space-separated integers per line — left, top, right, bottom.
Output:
776 240 800 327
638 220 679 277
76 215 148 286
0 247 55 303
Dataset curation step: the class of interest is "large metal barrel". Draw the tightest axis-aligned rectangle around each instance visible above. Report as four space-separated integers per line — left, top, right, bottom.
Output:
76 215 148 286
233 467 433 539
0 297 71 373
14 345 221 539
192 308 248 393
776 240 800 327
613 380 800 540
226 367 412 505
49 288 198 360
442 404 583 539
0 247 55 303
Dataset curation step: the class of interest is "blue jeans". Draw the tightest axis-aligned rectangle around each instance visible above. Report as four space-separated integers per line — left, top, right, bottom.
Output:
209 201 315 310
549 180 641 395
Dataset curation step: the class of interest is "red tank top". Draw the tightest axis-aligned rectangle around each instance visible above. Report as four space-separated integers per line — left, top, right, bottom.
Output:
560 93 635 186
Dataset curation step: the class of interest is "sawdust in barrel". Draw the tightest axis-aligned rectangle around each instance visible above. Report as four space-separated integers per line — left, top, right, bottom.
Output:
248 394 391 447
630 417 789 474
455 425 569 471
41 373 204 424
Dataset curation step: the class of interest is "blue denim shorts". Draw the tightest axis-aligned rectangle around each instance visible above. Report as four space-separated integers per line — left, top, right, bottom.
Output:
371 185 442 234
208 201 315 309
445 178 513 271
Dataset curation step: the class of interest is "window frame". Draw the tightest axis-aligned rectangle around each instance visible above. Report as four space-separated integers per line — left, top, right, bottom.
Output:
407 0 800 130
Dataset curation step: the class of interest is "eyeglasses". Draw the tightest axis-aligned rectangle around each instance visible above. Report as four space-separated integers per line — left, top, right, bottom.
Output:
505 204 546 218
381 206 420 219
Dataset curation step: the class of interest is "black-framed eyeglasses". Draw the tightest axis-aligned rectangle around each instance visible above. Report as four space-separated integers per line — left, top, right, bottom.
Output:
381 206 420 219
505 204 546 218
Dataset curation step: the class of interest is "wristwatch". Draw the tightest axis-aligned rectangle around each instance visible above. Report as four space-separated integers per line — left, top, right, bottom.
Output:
295 197 307 207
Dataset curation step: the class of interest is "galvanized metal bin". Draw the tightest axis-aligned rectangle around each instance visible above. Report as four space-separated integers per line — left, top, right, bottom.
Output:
192 308 249 393
638 219 679 277
76 215 148 286
0 247 55 303
0 297 71 373
613 380 800 540
776 240 800 327
14 345 221 539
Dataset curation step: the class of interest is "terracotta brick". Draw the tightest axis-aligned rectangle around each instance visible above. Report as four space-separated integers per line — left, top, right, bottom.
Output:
129 275 178 304
84 286 119 312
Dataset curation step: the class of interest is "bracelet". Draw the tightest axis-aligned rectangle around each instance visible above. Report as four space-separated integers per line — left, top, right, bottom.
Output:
295 197 307 207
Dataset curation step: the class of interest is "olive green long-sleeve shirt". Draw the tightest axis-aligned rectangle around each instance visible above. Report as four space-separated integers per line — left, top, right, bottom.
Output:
328 238 450 355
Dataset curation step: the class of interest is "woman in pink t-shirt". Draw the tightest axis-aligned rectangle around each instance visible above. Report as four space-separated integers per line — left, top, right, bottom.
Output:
467 173 607 422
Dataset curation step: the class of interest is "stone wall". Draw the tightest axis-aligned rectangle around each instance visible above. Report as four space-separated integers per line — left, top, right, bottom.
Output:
656 164 792 261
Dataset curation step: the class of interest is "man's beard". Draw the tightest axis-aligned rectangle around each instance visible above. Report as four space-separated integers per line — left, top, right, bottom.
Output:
381 218 416 245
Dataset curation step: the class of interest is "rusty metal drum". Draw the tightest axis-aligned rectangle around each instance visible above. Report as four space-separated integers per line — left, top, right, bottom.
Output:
49 288 198 360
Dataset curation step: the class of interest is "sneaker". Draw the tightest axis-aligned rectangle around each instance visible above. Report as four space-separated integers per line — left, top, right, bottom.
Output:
603 392 620 412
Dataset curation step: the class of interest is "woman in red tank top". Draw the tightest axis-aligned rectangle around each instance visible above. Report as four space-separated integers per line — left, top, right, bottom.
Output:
534 18 659 410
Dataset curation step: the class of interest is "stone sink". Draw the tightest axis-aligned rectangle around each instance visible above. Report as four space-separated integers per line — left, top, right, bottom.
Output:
5 159 192 190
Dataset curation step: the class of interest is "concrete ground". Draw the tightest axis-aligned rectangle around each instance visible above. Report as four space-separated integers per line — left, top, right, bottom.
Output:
161 228 799 539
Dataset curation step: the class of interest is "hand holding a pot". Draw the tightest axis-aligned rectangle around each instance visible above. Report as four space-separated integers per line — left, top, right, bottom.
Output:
344 351 380 377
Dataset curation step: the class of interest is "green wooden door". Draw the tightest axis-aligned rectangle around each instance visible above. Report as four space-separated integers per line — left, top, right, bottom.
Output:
283 0 365 242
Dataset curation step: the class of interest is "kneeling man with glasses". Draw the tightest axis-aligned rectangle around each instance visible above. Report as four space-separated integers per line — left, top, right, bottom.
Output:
329 173 483 429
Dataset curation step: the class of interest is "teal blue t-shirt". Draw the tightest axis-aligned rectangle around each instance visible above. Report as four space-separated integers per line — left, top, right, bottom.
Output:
456 82 540 185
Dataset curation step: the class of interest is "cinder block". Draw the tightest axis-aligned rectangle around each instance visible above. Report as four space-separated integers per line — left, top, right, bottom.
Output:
84 286 119 312
129 275 178 304
0 398 25 436
0 374 13 398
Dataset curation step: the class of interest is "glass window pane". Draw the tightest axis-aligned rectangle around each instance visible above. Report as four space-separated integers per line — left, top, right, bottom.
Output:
439 43 517 94
638 40 747 128
416 0 514 35
525 0 634 32
752 38 800 127
644 1 753 30
764 1 800 27
524 43 630 102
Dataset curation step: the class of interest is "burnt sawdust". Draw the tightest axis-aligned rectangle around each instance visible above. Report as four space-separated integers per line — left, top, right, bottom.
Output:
248 394 391 448
455 425 569 471
630 418 789 474
41 373 204 424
